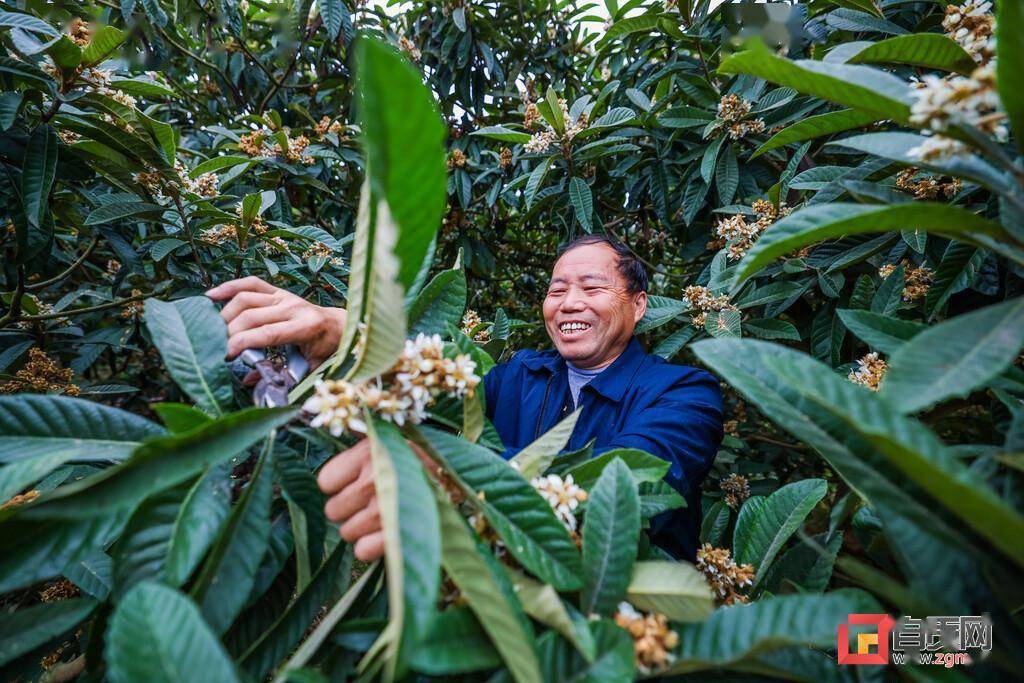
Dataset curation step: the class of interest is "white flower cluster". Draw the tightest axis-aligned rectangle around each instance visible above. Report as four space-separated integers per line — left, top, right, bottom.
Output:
519 96 588 153
530 473 588 532
907 2 1003 162
131 160 218 203
942 1 995 65
303 333 481 436
524 130 556 153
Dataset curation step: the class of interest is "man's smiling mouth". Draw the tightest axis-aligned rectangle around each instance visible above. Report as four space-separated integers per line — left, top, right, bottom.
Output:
558 321 592 335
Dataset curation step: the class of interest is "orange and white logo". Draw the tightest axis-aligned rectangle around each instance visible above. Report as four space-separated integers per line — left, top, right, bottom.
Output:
837 613 895 665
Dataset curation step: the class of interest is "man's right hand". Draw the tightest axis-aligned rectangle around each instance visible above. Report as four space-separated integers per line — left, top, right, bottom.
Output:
206 276 346 370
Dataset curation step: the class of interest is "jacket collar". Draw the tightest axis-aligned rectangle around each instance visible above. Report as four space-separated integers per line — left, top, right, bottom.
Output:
522 336 646 403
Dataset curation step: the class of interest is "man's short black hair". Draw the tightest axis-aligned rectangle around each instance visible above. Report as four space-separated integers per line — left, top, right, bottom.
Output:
556 234 648 294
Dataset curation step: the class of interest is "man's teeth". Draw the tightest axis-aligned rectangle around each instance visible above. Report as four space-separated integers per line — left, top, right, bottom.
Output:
559 322 592 334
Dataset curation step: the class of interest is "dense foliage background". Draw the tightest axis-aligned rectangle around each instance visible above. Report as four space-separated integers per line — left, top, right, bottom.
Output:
2 0 1023 681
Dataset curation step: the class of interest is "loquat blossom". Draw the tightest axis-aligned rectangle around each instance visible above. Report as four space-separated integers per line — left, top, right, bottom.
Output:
696 542 755 606
848 352 888 391
614 602 679 673
530 473 588 532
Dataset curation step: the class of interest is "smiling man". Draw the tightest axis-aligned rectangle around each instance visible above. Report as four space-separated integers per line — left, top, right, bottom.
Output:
208 234 724 562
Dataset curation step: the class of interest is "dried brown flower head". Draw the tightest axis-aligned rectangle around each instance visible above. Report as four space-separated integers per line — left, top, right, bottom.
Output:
0 348 79 396
614 602 679 673
720 473 751 510
696 543 755 605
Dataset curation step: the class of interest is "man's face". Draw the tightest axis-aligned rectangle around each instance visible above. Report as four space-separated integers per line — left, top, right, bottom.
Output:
543 243 647 369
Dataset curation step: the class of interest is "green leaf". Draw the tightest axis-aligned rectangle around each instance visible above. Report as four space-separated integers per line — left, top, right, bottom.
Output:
106 582 241 683
471 125 532 144
435 487 542 683
715 145 739 206
407 268 467 336
45 35 82 71
275 449 326 584
718 38 912 122
85 200 165 225
826 131 1016 196
924 242 983 320
700 135 724 184
733 479 828 587
599 14 663 45
635 295 689 334
700 500 730 547
581 458 640 616
144 297 235 416
364 419 441 681
152 402 213 433
0 11 60 37
525 157 552 208
505 569 595 661
694 338 1024 570
111 482 191 599
240 543 350 680
0 394 163 467
690 338 980 602
625 560 714 622
880 298 1024 413
0 597 97 667
846 34 976 75
997 0 1024 153
321 0 347 39
21 124 58 230
409 607 503 675
705 308 741 337
565 448 669 490
731 203 1018 289
533 620 634 682
743 318 801 341
661 589 880 676
356 38 446 292
189 155 253 177
836 309 925 354
191 448 273 635
110 77 178 98
270 562 379 681
762 532 842 594
417 426 584 591
8 406 292 523
82 25 127 66
511 408 582 480
569 177 593 231
165 465 232 586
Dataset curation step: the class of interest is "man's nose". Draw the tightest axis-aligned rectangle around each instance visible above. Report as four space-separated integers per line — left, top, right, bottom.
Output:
560 287 586 311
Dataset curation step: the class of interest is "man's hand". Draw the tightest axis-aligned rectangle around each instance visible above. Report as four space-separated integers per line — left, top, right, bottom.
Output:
206 276 346 369
316 437 438 562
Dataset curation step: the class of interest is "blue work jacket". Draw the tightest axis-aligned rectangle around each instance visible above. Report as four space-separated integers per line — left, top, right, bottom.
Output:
483 336 724 561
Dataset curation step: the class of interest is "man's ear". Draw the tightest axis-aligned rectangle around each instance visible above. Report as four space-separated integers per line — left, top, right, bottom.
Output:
633 291 648 323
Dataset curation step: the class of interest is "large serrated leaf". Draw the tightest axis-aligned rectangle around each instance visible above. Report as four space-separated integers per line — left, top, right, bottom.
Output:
718 38 912 121
0 597 97 667
417 427 583 590
511 408 582 479
626 560 713 623
662 589 880 676
144 297 235 416
191 448 273 635
731 203 1018 289
733 479 828 587
106 582 240 683
362 418 441 681
581 458 639 616
881 298 1024 414
434 486 541 683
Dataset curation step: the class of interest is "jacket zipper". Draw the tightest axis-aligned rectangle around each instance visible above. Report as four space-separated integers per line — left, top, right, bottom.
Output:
534 372 555 440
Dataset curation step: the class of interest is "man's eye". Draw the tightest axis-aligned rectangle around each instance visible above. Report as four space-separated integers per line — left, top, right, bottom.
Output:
548 289 566 296
583 286 601 293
